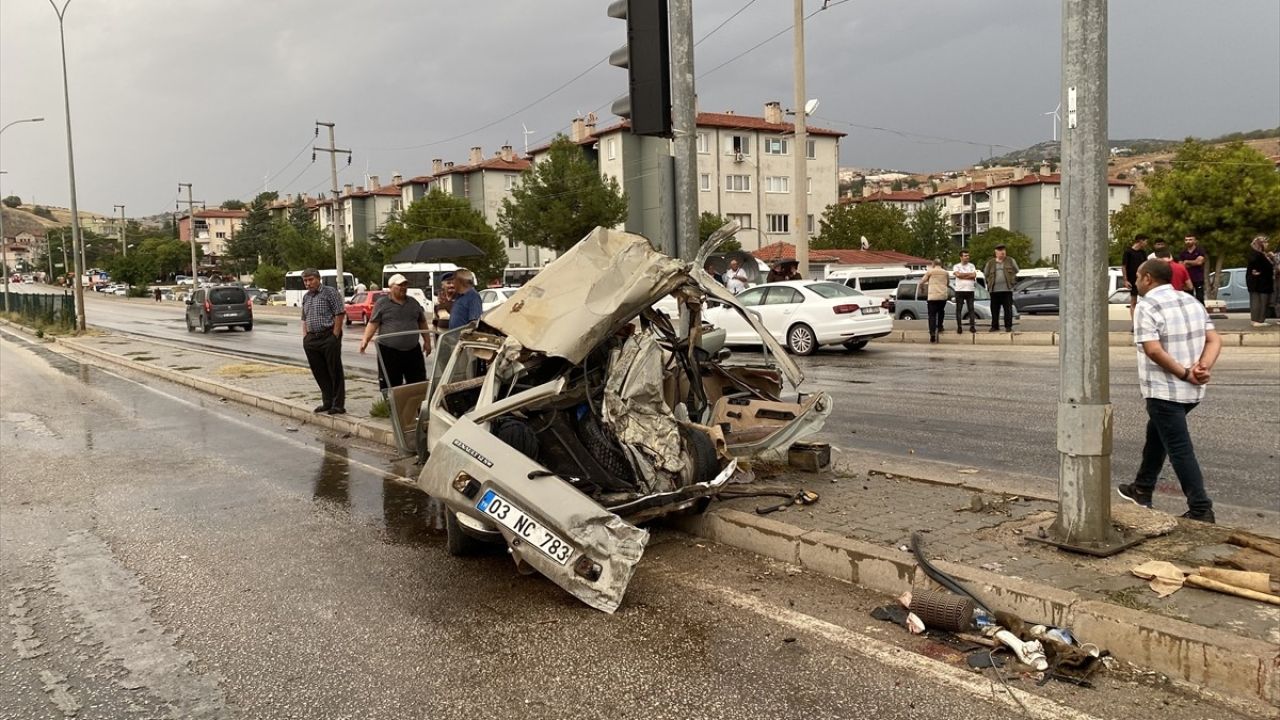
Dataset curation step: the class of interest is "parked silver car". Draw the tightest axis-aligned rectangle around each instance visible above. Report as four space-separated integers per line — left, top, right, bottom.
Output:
893 278 1018 323
414 226 831 613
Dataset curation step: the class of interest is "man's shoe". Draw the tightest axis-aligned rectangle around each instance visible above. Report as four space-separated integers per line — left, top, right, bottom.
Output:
1180 509 1216 524
313 405 330 413
1116 483 1153 508
989 327 999 333
956 328 963 334
327 406 346 415
969 327 977 334
1252 321 1268 328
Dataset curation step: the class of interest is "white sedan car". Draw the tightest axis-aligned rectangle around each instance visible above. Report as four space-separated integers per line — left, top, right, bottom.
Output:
703 280 893 355
479 287 520 313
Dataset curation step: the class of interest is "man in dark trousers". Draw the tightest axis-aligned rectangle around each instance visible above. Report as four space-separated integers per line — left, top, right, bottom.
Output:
982 244 1018 332
299 268 347 415
1177 235 1208 304
358 273 431 389
1121 234 1149 321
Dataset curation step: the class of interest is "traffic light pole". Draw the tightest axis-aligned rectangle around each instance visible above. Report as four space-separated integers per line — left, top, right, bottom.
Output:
669 0 697 262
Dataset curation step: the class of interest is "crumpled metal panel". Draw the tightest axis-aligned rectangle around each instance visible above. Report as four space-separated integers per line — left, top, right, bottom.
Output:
484 228 688 365
602 331 686 494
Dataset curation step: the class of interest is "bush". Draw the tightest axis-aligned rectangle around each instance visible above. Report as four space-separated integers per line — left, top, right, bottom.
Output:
33 206 54 219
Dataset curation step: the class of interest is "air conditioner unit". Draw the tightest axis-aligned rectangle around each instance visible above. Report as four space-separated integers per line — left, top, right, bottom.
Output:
734 152 744 163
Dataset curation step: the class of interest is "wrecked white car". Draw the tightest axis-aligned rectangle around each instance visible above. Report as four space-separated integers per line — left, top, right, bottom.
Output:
414 226 831 613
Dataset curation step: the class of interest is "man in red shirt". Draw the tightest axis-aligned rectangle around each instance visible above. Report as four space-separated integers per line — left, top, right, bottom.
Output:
1154 248 1193 293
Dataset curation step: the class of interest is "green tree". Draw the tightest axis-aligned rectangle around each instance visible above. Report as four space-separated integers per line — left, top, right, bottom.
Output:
342 241 381 290
497 135 627 253
698 212 741 252
226 198 273 272
220 199 246 210
813 202 911 252
2 195 20 208
968 227 1033 269
33 206 54 220
106 251 157 290
287 198 313 236
1121 140 1280 279
273 221 334 270
252 263 285 292
381 189 507 284
135 237 195 280
907 203 954 262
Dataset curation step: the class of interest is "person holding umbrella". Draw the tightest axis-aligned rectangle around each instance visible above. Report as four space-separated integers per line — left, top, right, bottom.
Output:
358 273 432 389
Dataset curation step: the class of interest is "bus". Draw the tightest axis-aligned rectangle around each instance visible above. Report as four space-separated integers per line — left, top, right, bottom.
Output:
283 270 355 307
502 266 541 288
381 262 458 307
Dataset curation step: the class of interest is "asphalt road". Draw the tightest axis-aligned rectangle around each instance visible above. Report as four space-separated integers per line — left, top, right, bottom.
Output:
0 333 1248 720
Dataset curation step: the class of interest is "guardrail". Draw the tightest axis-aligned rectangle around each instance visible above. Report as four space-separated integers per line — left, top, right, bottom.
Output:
2 290 76 331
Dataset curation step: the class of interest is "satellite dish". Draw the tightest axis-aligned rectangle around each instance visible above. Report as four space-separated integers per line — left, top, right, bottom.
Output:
804 98 820 116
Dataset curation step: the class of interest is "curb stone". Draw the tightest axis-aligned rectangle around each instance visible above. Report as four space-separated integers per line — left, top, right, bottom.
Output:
27 323 1280 713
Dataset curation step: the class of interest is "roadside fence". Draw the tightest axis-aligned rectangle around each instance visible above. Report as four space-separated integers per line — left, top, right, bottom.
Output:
2 291 76 331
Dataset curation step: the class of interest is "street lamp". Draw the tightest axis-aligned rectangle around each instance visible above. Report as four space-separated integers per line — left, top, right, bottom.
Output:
0 117 47 312
50 0 86 332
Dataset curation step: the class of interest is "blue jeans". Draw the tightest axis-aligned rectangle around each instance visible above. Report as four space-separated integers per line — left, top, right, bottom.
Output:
1133 398 1212 513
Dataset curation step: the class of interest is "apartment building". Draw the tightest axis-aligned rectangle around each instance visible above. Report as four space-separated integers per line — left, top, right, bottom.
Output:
927 180 990 250
178 208 248 261
844 188 928 216
535 102 845 252
987 171 1135 263
431 146 538 265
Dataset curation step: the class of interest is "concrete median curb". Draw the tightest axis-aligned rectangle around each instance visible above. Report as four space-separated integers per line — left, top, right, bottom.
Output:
673 507 1278 711
884 328 1272 347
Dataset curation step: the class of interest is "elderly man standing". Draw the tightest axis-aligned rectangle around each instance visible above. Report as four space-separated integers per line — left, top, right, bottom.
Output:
448 268 483 329
983 244 1019 332
358 273 432 390
299 268 347 415
1117 259 1222 523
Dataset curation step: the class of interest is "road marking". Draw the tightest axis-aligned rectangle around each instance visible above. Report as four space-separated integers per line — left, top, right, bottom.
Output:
671 575 1107 720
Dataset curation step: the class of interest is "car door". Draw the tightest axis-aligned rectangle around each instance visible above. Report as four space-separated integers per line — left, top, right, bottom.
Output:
1217 270 1247 311
186 289 203 325
1015 280 1045 312
757 286 803 342
706 286 766 345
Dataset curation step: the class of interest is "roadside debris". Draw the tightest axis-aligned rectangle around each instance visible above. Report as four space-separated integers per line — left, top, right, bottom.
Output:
755 489 820 515
1131 560 1280 604
787 441 830 472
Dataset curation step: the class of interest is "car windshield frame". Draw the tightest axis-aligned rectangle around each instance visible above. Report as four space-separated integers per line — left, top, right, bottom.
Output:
805 282 858 299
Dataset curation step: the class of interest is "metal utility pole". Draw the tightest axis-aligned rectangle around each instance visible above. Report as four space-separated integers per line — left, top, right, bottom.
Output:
314 122 351 291
791 0 810 278
669 0 697 262
178 183 203 282
114 204 126 256
1045 0 1133 555
49 0 86 330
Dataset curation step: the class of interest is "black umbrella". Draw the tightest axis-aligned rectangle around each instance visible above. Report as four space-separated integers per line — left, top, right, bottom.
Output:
390 238 485 263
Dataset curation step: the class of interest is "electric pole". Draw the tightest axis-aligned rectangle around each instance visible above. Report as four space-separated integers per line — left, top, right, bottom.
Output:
1045 0 1133 555
114 204 126 256
669 0 697 262
792 0 810 279
314 122 351 292
178 183 204 283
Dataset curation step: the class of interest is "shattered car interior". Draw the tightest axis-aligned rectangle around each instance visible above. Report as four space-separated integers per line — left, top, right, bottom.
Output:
415 225 832 613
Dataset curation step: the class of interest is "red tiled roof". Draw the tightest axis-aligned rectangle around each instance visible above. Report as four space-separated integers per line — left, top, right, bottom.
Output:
195 209 248 219
752 241 929 266
346 185 402 198
435 156 531 176
529 111 846 155
925 181 989 198
987 172 1137 189
844 189 927 204
396 175 434 186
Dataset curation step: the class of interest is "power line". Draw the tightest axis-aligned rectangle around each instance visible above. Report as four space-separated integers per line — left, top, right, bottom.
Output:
811 114 1019 151
695 0 761 47
698 1 846 80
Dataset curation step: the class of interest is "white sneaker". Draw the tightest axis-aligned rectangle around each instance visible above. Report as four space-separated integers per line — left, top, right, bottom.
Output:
1252 321 1268 328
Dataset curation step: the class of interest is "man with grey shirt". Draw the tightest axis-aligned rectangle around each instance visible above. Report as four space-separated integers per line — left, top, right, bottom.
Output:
983 244 1019 332
358 273 431 390
300 268 346 414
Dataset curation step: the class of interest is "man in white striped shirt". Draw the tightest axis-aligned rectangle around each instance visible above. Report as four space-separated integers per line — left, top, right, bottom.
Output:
1117 260 1222 523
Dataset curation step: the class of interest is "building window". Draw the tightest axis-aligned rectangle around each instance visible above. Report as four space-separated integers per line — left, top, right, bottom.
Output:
607 138 617 160
764 138 788 155
505 175 516 191
767 214 789 233
215 232 226 239
727 213 752 229
696 132 709 153
1109 187 1115 198
1051 253 1060 265
807 214 815 234
996 189 1005 201
996 211 1005 223
765 176 790 193
726 135 750 156
1054 208 1061 220
806 177 812 195
508 237 518 249
699 173 710 191
1053 187 1060 199
725 175 751 192
806 139 816 159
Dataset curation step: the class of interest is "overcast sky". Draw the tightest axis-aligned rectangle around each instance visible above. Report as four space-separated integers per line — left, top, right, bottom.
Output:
2 0 1276 216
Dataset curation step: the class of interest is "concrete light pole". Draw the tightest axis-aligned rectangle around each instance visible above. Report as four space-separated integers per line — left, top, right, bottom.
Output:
314 122 350 293
669 0 698 262
49 0 87 331
791 0 810 278
114 204 126 256
1 117 47 312
178 184 203 283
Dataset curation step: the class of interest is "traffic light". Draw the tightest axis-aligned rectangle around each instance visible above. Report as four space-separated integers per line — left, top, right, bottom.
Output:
608 0 672 137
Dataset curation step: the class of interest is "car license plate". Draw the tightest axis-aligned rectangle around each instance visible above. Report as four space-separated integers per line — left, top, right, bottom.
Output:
476 489 573 565
860 307 879 315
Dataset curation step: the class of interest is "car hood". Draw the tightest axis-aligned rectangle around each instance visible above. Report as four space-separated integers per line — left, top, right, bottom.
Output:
484 226 803 386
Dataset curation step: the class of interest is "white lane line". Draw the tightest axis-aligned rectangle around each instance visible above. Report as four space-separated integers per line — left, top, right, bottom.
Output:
671 575 1107 720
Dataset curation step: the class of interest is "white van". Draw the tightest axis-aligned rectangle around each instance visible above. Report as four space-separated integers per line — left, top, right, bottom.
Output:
825 266 915 299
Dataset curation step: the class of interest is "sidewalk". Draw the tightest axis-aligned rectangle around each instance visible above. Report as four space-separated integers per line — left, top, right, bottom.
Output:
25 325 1280 712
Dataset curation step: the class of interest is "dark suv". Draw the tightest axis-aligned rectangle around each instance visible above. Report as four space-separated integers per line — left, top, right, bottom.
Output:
186 285 253 333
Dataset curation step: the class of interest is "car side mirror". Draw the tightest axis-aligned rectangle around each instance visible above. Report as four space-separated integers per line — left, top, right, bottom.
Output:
185 299 194 305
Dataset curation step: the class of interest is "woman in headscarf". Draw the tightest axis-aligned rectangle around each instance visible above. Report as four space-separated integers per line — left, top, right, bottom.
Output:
1245 235 1275 327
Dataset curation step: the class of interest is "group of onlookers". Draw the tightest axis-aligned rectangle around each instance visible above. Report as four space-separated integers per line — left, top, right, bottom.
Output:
1123 233 1278 327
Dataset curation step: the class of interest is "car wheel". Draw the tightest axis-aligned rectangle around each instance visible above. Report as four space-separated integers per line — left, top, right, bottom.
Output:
493 418 538 459
243 323 253 332
444 511 488 557
786 323 818 356
185 317 194 332
899 310 917 320
201 316 211 333
843 339 869 351
680 426 719 486
577 416 635 484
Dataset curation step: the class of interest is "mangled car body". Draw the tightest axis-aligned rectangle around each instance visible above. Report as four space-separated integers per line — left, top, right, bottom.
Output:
415 226 831 613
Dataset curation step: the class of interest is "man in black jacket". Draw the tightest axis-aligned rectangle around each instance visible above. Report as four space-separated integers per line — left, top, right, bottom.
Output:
1121 234 1150 321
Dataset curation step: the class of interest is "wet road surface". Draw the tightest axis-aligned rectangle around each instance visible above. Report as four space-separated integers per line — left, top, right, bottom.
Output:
0 330 1257 719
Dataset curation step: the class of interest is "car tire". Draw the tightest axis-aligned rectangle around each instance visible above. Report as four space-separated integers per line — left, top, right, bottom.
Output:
244 323 253 332
185 317 194 332
577 416 634 484
493 418 538 459
345 314 352 326
201 316 211 333
786 323 818 356
843 339 869 351
680 426 720 485
899 310 917 320
444 511 488 557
